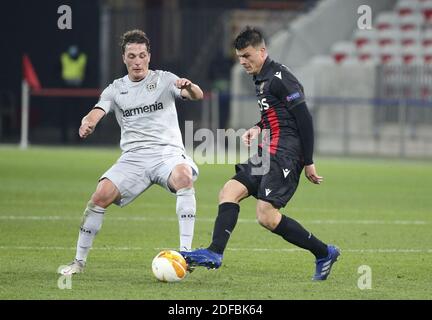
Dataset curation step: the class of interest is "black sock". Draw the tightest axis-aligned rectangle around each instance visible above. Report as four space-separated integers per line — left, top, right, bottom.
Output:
272 214 328 259
208 202 240 254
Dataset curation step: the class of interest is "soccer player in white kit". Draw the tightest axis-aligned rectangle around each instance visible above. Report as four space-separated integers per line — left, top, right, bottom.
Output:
60 29 204 275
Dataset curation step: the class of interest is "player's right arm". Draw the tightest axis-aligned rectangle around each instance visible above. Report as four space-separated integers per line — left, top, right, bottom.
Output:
79 83 114 139
79 108 106 139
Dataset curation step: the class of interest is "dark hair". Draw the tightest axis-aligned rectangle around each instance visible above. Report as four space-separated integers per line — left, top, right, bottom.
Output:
120 29 151 54
234 26 265 50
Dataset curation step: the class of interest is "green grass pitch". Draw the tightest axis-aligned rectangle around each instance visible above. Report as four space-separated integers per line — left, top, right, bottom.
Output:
0 146 431 299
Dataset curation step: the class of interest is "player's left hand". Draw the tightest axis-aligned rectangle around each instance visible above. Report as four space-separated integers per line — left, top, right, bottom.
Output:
304 164 323 184
176 78 193 90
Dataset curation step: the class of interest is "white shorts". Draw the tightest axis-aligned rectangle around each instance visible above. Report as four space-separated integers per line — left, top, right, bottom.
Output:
100 149 198 207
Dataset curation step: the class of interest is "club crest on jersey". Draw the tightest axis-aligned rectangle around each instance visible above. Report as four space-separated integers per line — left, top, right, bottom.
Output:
146 82 157 92
286 92 301 102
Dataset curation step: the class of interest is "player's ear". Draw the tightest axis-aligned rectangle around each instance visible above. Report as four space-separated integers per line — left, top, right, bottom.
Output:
122 54 126 64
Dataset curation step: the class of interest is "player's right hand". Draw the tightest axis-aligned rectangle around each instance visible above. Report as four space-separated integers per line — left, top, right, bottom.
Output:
79 121 95 139
242 126 261 146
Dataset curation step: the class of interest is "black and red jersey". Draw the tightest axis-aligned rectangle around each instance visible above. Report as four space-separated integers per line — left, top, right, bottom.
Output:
253 57 309 163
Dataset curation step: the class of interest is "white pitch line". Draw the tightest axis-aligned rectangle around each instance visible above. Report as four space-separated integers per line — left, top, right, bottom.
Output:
0 246 431 253
0 215 428 225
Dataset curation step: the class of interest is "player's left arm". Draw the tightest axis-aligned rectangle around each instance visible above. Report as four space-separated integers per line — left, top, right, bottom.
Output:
290 103 323 184
270 75 323 184
176 78 204 100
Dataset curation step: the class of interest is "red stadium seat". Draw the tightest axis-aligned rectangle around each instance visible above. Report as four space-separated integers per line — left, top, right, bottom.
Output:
375 12 400 30
358 43 380 63
331 41 356 64
401 45 423 64
423 45 432 63
400 13 424 30
353 29 377 48
380 44 403 64
396 0 420 16
378 29 401 46
401 30 422 46
422 29 432 46
421 0 432 23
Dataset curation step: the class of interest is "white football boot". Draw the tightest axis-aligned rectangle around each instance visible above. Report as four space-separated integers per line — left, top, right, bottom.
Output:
59 259 85 275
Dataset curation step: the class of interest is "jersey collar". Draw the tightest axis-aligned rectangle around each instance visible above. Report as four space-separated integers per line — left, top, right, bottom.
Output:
253 57 273 82
125 70 153 85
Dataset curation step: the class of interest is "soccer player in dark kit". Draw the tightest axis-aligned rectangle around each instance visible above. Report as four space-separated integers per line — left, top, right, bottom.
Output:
182 27 340 281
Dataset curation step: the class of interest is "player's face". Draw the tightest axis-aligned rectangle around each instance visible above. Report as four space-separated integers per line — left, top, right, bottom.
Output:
123 43 151 81
236 45 267 75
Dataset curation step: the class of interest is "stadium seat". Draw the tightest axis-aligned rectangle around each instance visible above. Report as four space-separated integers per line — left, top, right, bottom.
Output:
423 45 432 63
379 44 403 64
341 56 362 66
330 41 356 64
396 0 420 16
358 43 380 64
375 12 400 30
400 13 424 30
353 29 377 48
310 55 336 66
378 29 401 46
421 0 432 23
401 45 424 64
422 29 432 46
401 30 422 46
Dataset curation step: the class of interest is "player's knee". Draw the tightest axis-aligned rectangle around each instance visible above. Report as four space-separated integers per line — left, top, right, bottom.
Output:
171 165 193 189
91 192 114 208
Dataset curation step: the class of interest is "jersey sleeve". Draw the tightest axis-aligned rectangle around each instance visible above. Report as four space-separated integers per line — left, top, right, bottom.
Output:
269 74 305 109
94 83 115 114
165 71 183 99
290 102 314 165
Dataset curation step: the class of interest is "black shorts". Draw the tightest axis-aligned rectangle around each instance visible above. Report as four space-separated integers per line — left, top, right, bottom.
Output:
233 152 303 209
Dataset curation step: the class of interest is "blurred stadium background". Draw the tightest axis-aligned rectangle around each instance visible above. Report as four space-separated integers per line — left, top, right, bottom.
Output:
2 0 432 159
1 0 432 301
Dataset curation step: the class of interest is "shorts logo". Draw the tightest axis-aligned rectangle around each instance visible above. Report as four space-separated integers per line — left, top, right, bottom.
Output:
265 188 272 196
146 82 157 91
286 92 301 102
283 169 291 178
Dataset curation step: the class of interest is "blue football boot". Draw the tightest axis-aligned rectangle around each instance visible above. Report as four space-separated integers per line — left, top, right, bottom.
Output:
312 245 340 281
180 248 223 269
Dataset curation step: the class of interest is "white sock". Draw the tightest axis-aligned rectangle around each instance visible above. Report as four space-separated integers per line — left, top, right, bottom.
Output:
176 187 196 251
75 201 105 262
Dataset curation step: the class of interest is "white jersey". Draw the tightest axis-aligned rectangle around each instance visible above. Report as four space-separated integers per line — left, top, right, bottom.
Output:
96 70 185 153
